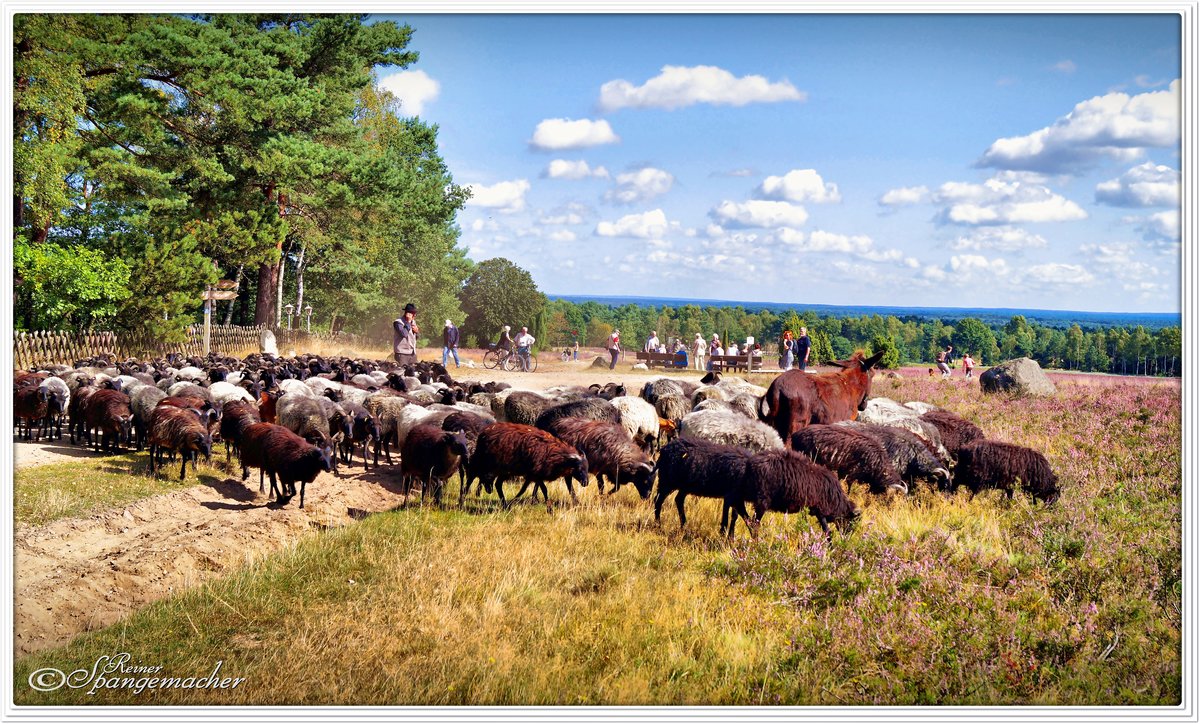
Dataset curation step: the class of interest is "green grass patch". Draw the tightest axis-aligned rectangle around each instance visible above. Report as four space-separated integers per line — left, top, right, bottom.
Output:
15 453 233 527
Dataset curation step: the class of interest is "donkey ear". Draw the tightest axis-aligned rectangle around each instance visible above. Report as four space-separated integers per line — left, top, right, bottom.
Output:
862 350 886 371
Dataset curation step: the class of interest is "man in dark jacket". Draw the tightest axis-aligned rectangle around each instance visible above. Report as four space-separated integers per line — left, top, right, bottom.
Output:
442 319 460 368
393 303 418 366
796 326 812 372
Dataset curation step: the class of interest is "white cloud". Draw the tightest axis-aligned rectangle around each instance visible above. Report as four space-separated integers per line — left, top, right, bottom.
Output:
709 199 809 229
604 167 675 204
547 229 577 242
377 70 440 116
1095 162 1180 207
710 168 758 178
529 118 620 151
756 169 841 204
1021 263 1095 286
598 65 805 112
775 228 903 263
949 226 1048 252
1128 210 1181 245
934 177 1086 225
879 185 930 206
1081 242 1162 282
978 80 1180 173
470 218 500 232
465 179 530 214
1051 59 1077 74
539 212 584 225
595 209 671 239
542 159 610 180
950 254 1010 276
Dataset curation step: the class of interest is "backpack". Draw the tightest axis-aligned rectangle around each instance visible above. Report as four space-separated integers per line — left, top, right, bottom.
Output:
936 351 947 363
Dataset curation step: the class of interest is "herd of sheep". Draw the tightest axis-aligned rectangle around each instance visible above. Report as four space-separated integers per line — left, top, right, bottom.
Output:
13 350 1060 537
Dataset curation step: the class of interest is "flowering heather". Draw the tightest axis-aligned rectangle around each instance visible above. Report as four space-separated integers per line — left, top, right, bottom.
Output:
715 372 1180 704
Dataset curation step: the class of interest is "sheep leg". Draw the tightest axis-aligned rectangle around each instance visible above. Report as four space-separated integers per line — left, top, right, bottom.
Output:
815 513 831 540
180 451 189 481
675 493 688 529
653 490 671 523
298 478 306 509
149 444 158 476
563 476 579 504
496 479 510 508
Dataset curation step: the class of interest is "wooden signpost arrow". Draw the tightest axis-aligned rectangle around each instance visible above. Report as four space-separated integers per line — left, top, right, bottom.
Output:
203 280 239 354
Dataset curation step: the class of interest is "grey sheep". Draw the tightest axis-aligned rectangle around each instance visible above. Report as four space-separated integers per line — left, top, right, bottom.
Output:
679 408 784 452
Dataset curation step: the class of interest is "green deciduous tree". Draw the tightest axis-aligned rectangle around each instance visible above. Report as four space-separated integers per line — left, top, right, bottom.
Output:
868 335 901 369
459 258 547 348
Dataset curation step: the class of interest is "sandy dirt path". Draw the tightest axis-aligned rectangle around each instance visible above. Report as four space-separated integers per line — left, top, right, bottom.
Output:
12 359 723 658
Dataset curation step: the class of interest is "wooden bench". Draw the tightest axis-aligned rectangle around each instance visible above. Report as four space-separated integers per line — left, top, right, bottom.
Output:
707 353 765 373
635 350 688 369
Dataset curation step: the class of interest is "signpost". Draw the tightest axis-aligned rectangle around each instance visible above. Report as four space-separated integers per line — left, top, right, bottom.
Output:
203 281 239 354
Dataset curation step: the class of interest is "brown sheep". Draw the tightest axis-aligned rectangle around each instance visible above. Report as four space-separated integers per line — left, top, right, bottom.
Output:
14 384 50 441
725 447 860 539
148 405 212 480
920 410 985 461
401 423 470 506
790 424 908 495
238 422 335 507
545 417 655 498
953 439 1060 504
219 399 261 465
466 423 588 510
82 389 134 453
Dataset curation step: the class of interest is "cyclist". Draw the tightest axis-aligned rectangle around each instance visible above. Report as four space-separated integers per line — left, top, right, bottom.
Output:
515 326 536 372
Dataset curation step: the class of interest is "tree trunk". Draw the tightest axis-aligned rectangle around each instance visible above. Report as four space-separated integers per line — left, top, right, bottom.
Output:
223 264 244 325
254 262 278 326
276 243 287 328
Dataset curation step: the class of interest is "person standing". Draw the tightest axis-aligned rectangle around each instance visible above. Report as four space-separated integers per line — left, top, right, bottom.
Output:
962 352 975 379
782 330 795 371
607 329 621 370
645 330 660 353
708 334 722 371
795 327 812 372
442 319 460 368
515 326 536 372
693 333 706 371
392 303 419 366
572 332 580 361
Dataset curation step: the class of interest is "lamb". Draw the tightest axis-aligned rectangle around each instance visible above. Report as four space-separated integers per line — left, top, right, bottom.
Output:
400 423 470 505
678 408 784 452
654 437 754 530
130 385 169 451
920 410 986 461
837 421 950 490
219 399 261 465
466 423 588 510
790 424 909 495
82 389 134 453
238 422 335 507
545 418 655 498
147 405 212 480
724 447 860 539
504 391 558 426
611 395 660 452
534 397 621 432
953 439 1060 504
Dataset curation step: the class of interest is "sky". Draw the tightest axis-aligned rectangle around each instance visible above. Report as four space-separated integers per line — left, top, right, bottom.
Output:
372 13 1183 313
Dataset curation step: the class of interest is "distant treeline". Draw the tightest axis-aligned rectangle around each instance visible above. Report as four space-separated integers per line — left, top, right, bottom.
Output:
544 299 1182 376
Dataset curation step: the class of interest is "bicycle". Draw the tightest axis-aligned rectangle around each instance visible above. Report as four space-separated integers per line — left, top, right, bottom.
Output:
482 343 510 370
514 347 538 372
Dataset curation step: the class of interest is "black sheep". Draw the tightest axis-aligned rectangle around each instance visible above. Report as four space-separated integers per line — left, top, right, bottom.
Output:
442 411 495 502
239 422 335 507
654 437 754 531
82 389 134 453
534 397 621 432
724 447 860 539
148 405 212 480
953 439 1060 504
401 423 470 506
920 410 985 461
466 423 588 510
219 399 261 466
790 424 908 495
338 400 382 469
838 421 951 490
545 417 656 498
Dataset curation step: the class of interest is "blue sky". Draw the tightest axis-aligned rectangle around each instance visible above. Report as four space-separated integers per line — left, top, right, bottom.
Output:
373 13 1182 313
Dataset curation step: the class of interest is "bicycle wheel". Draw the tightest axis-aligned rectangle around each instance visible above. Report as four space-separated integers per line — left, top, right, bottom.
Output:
501 352 516 372
482 350 498 369
527 354 538 372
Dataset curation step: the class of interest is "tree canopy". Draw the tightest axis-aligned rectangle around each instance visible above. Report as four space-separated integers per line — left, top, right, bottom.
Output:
459 258 547 349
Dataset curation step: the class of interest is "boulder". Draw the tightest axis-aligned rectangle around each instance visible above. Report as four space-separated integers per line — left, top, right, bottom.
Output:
979 357 1056 397
632 362 649 370
259 328 278 355
590 355 611 368
858 397 920 425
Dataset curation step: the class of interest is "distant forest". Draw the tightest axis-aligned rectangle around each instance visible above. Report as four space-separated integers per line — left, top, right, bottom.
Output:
542 298 1182 376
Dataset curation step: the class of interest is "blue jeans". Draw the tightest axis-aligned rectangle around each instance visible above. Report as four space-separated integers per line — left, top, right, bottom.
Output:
517 347 531 371
442 346 459 367
573 348 578 360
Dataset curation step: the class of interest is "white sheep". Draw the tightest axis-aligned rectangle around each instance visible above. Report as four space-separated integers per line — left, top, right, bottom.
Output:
679 408 783 452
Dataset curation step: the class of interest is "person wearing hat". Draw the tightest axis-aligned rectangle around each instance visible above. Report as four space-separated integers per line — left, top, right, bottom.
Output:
393 303 419 366
515 325 536 372
692 333 706 371
442 319 461 368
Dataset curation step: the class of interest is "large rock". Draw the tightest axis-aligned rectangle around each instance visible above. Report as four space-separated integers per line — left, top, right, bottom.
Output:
590 355 611 368
259 328 278 355
979 357 1056 397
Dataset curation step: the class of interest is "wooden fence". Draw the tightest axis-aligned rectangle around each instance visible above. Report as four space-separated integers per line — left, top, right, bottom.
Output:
14 326 386 370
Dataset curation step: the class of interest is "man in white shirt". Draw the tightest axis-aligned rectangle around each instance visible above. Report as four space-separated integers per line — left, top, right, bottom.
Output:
692 333 706 370
515 326 536 371
645 330 660 353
